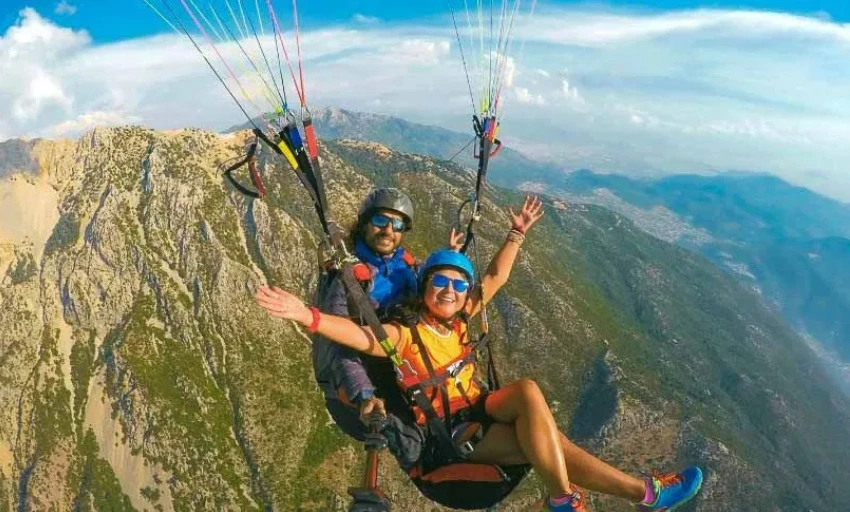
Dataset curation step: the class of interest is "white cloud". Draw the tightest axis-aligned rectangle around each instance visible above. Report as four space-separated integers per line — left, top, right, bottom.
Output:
514 87 545 105
44 110 140 137
0 8 88 131
494 53 516 88
517 8 850 47
11 68 71 121
2 6 850 201
396 39 450 64
54 1 77 16
353 14 380 24
560 78 583 104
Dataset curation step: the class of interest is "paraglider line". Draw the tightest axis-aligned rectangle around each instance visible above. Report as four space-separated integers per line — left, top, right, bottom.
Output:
216 5 283 112
291 0 307 106
247 14 288 110
447 136 476 163
448 0 477 115
265 0 304 106
157 1 260 132
175 0 264 115
143 0 181 33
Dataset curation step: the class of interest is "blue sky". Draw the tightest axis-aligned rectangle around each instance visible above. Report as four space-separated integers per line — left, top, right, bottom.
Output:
3 0 849 41
2 1 850 201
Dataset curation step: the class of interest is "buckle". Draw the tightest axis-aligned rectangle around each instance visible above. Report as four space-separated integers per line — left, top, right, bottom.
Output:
457 440 475 457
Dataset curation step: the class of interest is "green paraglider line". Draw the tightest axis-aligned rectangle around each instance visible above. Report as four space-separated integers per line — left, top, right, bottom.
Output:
264 0 304 105
448 0 478 115
214 5 284 113
150 0 262 133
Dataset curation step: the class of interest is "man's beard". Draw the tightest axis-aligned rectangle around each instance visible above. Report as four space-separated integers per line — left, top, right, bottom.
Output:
370 234 397 254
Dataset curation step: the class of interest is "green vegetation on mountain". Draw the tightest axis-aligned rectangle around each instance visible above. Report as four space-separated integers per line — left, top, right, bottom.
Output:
1 127 849 511
244 108 850 375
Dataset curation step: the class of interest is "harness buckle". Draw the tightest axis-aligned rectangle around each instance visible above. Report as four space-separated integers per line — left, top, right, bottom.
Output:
395 359 419 381
457 440 475 457
453 375 464 390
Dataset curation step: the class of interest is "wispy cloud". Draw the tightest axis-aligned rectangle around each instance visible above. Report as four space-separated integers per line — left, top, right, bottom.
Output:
54 1 77 16
515 87 545 105
2 6 850 201
353 13 380 25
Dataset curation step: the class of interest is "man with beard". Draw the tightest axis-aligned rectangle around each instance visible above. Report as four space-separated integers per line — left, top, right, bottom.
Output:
312 188 425 446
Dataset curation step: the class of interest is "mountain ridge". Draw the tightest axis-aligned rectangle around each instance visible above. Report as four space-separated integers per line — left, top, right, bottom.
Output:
242 107 850 389
0 126 849 510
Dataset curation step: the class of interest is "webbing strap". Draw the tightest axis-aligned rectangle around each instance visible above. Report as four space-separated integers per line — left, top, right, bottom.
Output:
222 140 266 198
255 126 331 237
404 350 477 389
338 265 403 368
410 325 453 429
406 318 465 461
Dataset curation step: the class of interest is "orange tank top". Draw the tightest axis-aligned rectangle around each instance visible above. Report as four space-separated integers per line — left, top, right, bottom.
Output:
393 319 482 425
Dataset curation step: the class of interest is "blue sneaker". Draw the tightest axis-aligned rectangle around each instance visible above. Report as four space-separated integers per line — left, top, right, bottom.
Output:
636 466 703 511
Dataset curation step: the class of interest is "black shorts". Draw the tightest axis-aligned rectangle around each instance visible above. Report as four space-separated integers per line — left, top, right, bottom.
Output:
421 393 494 470
449 392 494 434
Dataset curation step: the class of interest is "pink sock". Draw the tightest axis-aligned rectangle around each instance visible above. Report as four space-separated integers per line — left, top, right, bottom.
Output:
549 493 573 506
642 477 657 504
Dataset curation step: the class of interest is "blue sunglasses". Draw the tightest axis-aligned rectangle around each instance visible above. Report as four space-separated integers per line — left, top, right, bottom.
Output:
370 213 406 232
430 274 470 293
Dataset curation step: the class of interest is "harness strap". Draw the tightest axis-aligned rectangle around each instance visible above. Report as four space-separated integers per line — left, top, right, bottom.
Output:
401 249 417 267
405 316 466 461
338 265 404 369
399 349 477 390
222 140 266 198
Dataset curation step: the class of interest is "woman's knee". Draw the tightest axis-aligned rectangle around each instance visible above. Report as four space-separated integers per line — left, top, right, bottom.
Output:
514 378 546 405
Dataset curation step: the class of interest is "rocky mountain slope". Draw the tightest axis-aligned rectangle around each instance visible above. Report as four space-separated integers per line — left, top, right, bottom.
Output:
259 108 850 394
1 127 849 511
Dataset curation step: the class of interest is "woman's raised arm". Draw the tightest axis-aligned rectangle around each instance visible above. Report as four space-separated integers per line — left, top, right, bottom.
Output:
467 195 545 317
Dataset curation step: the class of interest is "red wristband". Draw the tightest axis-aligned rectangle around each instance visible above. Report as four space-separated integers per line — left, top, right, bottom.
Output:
307 306 321 333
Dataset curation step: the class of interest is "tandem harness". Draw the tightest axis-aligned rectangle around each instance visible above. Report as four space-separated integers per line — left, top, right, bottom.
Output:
394 310 529 510
323 257 528 510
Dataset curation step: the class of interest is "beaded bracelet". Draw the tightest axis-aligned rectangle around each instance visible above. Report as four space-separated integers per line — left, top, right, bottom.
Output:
506 229 526 246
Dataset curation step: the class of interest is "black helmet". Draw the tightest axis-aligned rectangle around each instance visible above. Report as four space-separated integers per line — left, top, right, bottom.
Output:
357 188 414 231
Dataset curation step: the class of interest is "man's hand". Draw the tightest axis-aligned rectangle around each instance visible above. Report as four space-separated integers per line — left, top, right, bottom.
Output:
359 396 387 424
448 227 466 251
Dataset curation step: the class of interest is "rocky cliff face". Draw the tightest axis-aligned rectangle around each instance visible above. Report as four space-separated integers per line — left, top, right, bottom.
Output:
1 127 849 511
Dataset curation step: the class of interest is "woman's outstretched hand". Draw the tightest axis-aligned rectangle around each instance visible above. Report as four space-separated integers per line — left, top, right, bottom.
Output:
508 195 545 234
255 285 312 325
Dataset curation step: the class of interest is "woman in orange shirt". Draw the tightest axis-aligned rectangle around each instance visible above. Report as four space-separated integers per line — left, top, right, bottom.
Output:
256 195 702 512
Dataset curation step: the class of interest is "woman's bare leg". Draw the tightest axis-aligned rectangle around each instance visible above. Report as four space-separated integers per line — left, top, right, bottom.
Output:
468 379 645 502
470 379 572 496
557 432 645 501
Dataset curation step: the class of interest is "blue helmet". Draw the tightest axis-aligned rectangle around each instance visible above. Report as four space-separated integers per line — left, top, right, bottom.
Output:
419 249 475 289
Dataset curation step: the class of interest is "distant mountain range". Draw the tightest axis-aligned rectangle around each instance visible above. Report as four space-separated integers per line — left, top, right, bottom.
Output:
243 108 850 388
227 106 565 191
550 171 850 367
